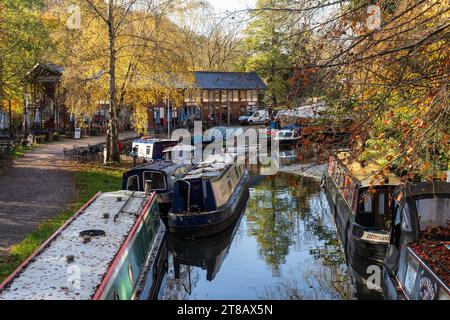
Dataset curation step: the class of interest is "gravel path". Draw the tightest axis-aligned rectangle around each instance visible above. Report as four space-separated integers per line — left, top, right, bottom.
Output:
0 132 137 253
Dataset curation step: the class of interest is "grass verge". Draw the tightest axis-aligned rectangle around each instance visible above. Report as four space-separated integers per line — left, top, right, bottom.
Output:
0 162 129 283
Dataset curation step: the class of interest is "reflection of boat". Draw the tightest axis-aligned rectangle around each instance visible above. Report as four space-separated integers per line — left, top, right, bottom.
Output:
382 182 450 300
168 153 249 237
273 150 297 168
323 152 401 293
0 191 167 300
122 161 192 214
168 202 246 281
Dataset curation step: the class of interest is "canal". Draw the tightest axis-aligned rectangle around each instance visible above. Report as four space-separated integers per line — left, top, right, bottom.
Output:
157 170 358 300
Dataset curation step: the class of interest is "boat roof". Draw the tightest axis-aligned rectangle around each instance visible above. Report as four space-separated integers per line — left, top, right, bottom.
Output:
163 144 196 152
335 152 402 187
181 153 236 180
402 181 450 198
125 160 185 175
133 138 178 145
0 191 151 300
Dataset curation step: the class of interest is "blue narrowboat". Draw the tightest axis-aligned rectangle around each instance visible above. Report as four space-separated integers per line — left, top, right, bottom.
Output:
122 161 192 214
0 191 166 300
168 153 250 237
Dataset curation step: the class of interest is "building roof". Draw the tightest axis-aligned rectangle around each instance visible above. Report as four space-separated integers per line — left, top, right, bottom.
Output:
25 63 63 83
194 72 267 90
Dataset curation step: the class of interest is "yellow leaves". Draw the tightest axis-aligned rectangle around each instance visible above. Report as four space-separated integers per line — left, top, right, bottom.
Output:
406 147 414 155
386 154 394 161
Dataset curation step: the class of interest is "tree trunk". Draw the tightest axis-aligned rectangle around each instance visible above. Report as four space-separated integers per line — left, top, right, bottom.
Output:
107 0 120 162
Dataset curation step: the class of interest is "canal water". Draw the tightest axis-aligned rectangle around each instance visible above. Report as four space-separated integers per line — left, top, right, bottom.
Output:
157 170 357 300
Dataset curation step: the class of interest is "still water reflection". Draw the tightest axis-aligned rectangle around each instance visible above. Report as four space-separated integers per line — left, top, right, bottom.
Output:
158 172 355 300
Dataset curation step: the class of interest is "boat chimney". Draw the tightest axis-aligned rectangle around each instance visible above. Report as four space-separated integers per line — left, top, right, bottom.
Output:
145 180 152 195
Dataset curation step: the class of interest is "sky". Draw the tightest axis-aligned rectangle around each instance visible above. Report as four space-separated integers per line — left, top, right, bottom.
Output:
207 0 256 13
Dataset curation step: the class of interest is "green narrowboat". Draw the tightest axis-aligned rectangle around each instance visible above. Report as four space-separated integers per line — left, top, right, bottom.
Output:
0 191 166 300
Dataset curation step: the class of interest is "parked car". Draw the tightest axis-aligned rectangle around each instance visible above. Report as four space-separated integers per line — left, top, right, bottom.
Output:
238 111 254 125
247 109 270 126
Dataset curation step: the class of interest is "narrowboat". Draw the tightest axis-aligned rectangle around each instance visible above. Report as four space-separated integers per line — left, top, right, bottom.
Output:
122 161 192 214
168 202 246 282
273 126 301 147
162 144 197 165
0 191 167 300
168 153 250 238
322 152 402 294
382 182 450 300
132 138 179 162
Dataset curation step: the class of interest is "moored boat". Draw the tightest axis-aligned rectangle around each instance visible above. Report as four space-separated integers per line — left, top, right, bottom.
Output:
382 181 450 300
0 191 166 300
168 153 250 238
322 152 401 294
273 126 301 148
132 138 179 162
122 161 192 215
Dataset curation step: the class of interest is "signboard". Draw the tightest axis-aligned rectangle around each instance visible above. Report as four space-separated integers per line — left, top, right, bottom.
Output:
361 231 390 243
74 128 81 139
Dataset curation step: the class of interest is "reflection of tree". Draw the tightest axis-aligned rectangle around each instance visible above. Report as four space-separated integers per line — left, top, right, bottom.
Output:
160 257 200 300
246 173 321 275
249 173 354 299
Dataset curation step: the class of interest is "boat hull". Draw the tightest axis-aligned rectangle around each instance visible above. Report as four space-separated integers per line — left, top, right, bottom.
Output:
324 173 388 290
168 171 250 238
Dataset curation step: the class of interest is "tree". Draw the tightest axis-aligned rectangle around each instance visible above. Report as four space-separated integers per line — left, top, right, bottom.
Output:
51 0 194 162
0 0 51 117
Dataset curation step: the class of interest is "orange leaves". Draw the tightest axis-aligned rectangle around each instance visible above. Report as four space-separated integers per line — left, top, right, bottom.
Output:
406 147 414 155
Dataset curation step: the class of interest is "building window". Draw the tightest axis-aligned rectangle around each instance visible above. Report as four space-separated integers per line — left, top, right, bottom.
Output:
209 90 214 103
233 90 239 102
246 90 252 102
240 90 246 102
227 90 233 102
214 90 221 102
221 90 227 102
251 90 258 102
202 90 209 102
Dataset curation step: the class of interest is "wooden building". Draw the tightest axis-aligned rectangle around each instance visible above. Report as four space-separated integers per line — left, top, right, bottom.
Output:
148 72 267 129
23 63 67 135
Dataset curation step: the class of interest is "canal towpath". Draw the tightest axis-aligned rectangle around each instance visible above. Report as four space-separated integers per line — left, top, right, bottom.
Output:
0 132 138 254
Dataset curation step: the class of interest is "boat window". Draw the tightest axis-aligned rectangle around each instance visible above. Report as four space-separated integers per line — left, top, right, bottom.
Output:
402 203 412 232
227 178 233 192
143 171 167 191
378 193 386 215
415 196 450 231
146 145 152 155
127 175 139 191
279 131 293 138
364 192 372 212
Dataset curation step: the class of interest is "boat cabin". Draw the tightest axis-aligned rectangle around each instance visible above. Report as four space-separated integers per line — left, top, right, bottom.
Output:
324 152 402 293
382 182 450 300
132 138 179 161
162 144 197 165
168 153 249 237
326 152 402 235
123 161 191 213
0 191 166 300
171 154 244 214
